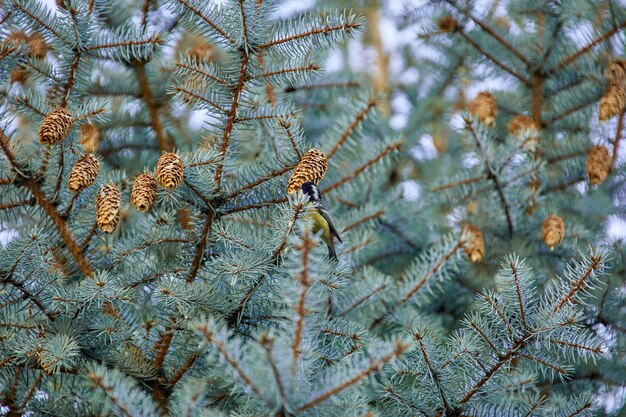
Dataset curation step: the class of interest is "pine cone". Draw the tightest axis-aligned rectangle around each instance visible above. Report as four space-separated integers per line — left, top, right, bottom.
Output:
156 152 184 190
26 32 49 59
468 92 497 127
130 174 158 212
541 214 565 250
189 40 215 63
96 184 121 234
586 145 611 185
68 154 99 192
287 148 328 194
461 224 484 263
437 16 457 32
605 59 626 82
39 108 72 145
599 81 626 121
78 124 99 152
508 115 540 142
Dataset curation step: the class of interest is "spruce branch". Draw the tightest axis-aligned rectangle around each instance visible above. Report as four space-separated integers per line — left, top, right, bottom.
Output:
258 22 363 50
292 228 313 375
0 129 94 276
611 111 625 167
370 241 461 329
296 339 408 412
465 121 514 234
323 142 401 193
327 97 377 159
446 0 530 65
456 30 528 83
551 252 604 313
551 20 626 72
214 52 250 190
174 0 236 44
413 330 453 413
194 322 272 408
133 60 173 151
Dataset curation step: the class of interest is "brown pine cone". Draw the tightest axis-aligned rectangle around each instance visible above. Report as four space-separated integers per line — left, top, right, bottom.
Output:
461 224 484 263
130 174 158 212
541 215 565 250
437 16 457 32
599 81 626 121
96 184 121 234
156 152 184 190
605 59 626 83
508 115 540 143
188 40 215 63
78 124 99 152
68 154 99 192
586 145 611 185
287 148 328 194
468 92 497 127
39 108 73 145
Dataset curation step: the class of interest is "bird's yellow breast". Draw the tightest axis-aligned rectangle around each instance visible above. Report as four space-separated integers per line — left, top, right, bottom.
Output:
305 207 332 241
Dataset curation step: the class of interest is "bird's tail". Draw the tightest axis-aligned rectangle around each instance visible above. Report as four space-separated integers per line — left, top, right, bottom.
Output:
327 240 337 260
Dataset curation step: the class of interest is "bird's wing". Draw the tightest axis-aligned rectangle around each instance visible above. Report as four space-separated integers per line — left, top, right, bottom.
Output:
315 201 342 242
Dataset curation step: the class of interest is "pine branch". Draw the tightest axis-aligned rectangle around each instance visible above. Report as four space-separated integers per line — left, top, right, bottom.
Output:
277 118 302 159
552 254 603 313
429 176 484 192
466 319 498 354
446 0 530 65
167 352 198 387
292 228 313 374
133 60 173 151
296 339 407 412
457 30 528 84
551 20 626 72
0 129 94 276
323 142 401 193
612 111 625 167
194 322 272 407
413 330 453 413
259 22 363 50
284 81 360 93
327 97 377 159
214 52 250 190
186 208 216 283
465 121 514 234
86 372 134 417
175 0 236 44
86 36 162 51
175 61 228 85
172 86 228 112
370 242 461 329
480 294 513 337
339 282 387 317
508 260 527 327
228 203 304 324
260 336 288 411
342 210 384 233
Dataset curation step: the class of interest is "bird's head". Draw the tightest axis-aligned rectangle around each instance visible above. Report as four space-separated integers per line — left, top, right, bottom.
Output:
300 182 322 201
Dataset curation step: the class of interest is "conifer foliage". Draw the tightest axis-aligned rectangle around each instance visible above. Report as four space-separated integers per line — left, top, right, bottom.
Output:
0 1 625 416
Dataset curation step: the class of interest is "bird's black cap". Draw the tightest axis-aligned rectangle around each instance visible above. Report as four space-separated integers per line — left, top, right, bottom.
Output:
300 182 321 201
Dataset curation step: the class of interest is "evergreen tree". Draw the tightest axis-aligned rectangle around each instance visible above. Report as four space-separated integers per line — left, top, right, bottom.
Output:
0 0 624 416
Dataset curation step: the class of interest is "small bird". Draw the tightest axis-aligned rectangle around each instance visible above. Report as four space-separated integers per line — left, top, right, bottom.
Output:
300 182 342 260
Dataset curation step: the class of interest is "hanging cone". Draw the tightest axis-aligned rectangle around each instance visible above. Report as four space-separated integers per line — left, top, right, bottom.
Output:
96 184 121 233
508 115 540 144
287 148 328 194
461 224 484 263
68 154 99 192
468 92 498 127
586 145 611 185
599 81 626 121
605 59 626 83
78 124 99 152
130 174 158 212
156 152 184 190
39 108 72 145
541 214 565 250
437 16 457 32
